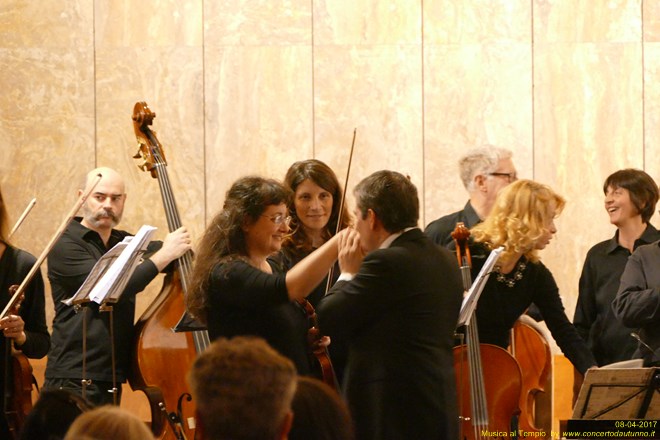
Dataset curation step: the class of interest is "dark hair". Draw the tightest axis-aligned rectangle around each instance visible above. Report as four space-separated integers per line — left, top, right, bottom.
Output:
0 184 10 245
289 377 354 440
603 169 659 223
187 176 291 322
353 170 419 232
20 389 93 440
283 160 351 255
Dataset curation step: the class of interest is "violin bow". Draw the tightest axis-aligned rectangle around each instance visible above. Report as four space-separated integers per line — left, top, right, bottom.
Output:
0 174 102 320
324 128 356 294
8 198 36 239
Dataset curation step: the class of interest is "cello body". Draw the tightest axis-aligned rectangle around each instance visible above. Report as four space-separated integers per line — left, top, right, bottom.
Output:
453 343 522 440
510 316 552 438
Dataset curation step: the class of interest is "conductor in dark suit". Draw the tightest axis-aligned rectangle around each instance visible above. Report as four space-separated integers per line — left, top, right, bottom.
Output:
317 170 463 440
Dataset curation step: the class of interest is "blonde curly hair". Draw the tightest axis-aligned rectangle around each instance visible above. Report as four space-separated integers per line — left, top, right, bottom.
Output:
471 179 565 264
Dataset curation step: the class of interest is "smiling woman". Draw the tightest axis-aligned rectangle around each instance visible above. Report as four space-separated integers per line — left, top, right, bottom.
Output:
277 160 352 307
574 169 660 367
186 176 351 376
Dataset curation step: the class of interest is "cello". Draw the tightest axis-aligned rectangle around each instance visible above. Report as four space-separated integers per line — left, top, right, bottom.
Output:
509 315 553 438
128 102 210 440
451 222 522 440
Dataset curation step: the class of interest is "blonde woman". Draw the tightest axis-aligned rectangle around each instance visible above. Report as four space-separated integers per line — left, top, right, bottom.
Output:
64 406 154 440
469 179 597 375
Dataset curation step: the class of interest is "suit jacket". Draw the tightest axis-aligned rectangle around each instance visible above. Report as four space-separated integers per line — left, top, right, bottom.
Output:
317 228 463 440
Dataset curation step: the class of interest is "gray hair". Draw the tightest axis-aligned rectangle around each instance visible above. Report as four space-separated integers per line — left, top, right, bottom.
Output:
458 146 513 191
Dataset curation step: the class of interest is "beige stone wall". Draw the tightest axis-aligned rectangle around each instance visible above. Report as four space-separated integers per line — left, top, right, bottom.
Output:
2 0 659 421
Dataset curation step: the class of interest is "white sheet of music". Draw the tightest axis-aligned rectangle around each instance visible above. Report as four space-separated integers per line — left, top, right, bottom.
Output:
63 224 157 306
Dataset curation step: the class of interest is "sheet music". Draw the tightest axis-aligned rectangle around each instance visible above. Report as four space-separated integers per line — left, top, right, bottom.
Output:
457 246 503 327
63 225 157 306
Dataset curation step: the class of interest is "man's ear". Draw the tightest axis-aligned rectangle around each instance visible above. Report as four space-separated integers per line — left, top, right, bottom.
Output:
367 209 378 230
474 174 488 192
278 411 294 440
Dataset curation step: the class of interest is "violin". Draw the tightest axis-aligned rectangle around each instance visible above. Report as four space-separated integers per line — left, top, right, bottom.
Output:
451 222 522 440
2 287 34 440
1 181 101 438
296 298 340 391
304 129 357 392
129 102 210 440
2 199 37 439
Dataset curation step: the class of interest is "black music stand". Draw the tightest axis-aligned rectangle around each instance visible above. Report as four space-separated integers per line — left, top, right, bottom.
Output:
65 225 156 404
563 367 660 439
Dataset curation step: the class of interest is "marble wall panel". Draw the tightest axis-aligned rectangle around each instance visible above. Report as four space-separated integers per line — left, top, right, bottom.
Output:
644 0 660 42
424 0 530 44
0 47 96 254
533 40 644 320
423 42 534 227
95 0 202 47
0 1 92 48
206 0 311 45
314 0 420 45
534 0 641 43
312 45 423 221
643 43 660 227
203 44 314 215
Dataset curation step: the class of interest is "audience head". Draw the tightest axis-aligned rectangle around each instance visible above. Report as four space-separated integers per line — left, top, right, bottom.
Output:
289 377 354 440
63 405 153 440
20 389 93 440
188 336 297 440
471 179 565 263
602 169 659 225
284 159 351 252
353 170 418 251
187 176 291 322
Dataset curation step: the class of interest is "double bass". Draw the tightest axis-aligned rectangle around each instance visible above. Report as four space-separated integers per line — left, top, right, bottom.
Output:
128 102 210 440
451 223 522 440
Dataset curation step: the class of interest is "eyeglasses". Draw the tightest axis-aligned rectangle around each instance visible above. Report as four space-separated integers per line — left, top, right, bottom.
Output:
488 172 517 183
262 213 292 226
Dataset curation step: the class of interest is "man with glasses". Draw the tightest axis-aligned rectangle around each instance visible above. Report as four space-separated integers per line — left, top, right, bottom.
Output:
425 146 517 248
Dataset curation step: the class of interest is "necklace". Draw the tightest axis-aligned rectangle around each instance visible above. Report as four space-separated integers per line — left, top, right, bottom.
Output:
495 259 527 288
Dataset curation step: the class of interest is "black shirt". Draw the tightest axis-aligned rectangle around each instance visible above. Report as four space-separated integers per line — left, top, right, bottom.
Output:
45 218 161 382
470 247 597 374
425 200 480 248
0 245 50 437
573 224 660 366
206 259 313 375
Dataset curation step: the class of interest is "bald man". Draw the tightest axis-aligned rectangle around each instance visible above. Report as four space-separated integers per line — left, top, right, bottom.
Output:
43 167 191 406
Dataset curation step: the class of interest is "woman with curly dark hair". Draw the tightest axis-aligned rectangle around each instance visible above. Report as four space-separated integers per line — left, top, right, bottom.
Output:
187 176 353 375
